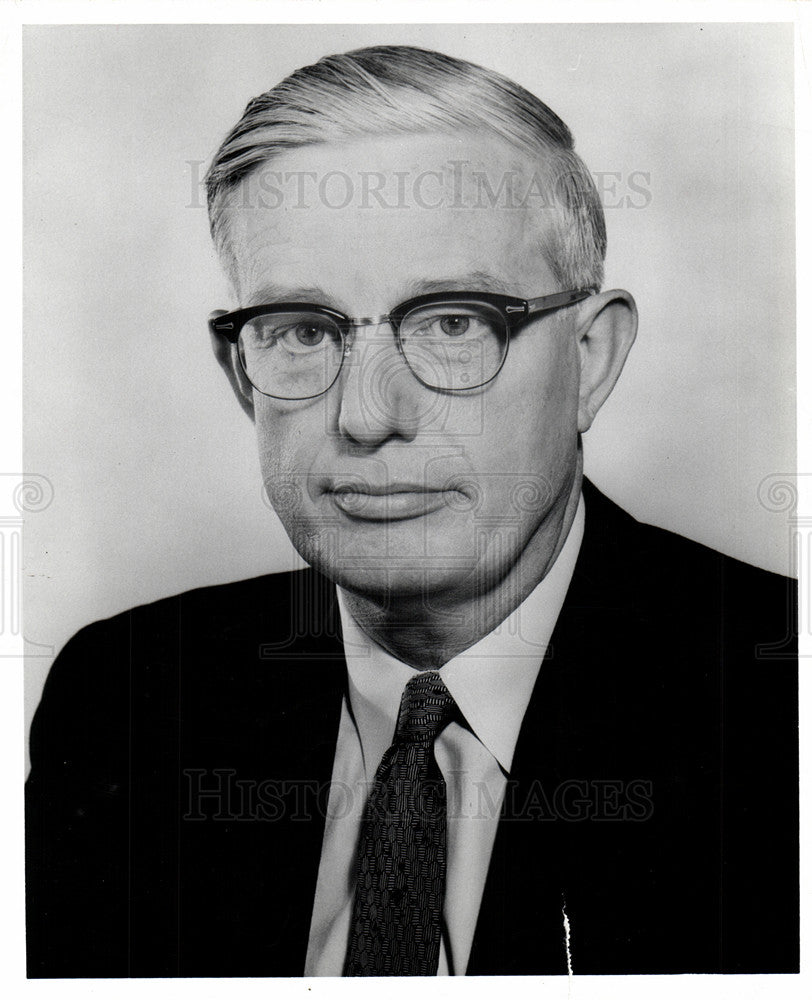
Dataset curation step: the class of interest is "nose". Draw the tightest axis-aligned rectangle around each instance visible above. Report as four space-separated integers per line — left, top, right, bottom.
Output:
335 322 426 447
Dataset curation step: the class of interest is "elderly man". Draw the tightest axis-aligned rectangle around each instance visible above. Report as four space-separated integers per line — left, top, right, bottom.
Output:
26 46 797 977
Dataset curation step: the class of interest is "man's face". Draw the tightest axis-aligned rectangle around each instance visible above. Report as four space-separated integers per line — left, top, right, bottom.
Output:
221 133 584 604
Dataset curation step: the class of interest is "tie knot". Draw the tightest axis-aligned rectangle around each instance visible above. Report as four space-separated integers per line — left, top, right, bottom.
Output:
395 670 455 744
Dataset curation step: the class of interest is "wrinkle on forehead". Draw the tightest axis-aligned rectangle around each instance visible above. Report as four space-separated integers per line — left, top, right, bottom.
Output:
243 270 532 311
222 133 560 308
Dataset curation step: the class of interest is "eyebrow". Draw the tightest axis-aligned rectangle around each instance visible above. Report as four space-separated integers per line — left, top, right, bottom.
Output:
244 271 526 311
246 284 336 308
400 272 525 299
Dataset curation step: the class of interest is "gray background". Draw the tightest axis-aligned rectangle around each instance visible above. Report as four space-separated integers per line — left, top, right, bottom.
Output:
23 23 795 737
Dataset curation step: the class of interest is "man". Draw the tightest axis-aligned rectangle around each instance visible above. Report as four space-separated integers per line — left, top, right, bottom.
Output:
26 45 798 977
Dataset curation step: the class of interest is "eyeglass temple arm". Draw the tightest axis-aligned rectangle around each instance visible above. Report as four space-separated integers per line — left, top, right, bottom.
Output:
521 289 593 317
209 310 238 342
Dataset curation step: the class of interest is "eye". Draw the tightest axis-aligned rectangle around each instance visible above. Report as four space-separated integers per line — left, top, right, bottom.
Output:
274 319 341 352
408 309 493 341
289 322 327 347
439 316 470 337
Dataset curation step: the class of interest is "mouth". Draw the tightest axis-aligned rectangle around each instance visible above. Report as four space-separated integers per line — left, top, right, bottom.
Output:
326 483 463 522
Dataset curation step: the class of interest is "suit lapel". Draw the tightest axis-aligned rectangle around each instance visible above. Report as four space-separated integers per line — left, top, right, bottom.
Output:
467 479 634 975
168 568 349 976
241 569 349 974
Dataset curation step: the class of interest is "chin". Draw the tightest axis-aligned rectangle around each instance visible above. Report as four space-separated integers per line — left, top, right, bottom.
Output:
330 564 483 607
301 537 480 602
281 505 529 602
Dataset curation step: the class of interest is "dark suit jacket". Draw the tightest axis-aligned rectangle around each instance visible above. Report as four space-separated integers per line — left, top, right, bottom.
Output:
25 479 799 977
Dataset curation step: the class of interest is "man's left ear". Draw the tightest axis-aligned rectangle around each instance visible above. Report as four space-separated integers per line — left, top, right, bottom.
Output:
574 289 638 433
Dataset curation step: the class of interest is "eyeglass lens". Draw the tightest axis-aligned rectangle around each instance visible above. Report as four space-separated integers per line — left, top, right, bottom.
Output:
237 300 510 399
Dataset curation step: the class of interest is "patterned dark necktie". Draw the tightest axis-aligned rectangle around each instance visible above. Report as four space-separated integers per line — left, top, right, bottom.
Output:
343 670 456 976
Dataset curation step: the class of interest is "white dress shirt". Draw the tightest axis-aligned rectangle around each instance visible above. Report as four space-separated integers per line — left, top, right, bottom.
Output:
304 495 584 976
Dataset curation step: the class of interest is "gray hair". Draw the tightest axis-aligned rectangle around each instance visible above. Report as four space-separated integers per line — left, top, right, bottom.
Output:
205 45 606 292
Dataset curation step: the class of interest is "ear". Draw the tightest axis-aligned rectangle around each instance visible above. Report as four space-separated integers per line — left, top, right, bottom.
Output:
208 310 255 421
573 289 638 433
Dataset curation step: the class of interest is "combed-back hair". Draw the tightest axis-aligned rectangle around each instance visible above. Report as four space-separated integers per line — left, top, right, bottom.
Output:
205 45 606 292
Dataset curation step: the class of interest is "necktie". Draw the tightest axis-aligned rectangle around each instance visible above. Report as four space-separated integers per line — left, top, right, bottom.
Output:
344 670 456 976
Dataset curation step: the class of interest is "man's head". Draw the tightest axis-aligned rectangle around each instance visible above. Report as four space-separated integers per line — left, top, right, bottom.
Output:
206 46 606 295
205 46 636 612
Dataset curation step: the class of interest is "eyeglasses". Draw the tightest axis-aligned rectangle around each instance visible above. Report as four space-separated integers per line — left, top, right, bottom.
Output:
209 288 592 400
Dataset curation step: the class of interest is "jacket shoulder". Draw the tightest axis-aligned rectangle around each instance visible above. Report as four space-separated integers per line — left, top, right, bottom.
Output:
582 477 795 628
30 569 329 755
76 568 314 636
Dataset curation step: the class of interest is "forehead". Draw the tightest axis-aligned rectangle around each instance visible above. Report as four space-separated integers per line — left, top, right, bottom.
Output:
222 132 558 309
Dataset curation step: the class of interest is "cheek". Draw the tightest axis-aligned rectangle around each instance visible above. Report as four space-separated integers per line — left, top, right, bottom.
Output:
490 333 579 452
253 403 330 562
253 398 325 504
474 334 579 509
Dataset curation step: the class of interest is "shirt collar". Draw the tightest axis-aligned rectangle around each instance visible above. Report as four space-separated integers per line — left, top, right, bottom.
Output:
336 493 585 779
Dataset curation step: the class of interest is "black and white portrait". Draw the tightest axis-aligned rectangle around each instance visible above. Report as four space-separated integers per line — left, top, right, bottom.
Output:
18 16 801 990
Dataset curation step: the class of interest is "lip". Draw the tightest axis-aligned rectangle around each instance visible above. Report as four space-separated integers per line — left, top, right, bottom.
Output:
330 481 438 497
327 485 459 521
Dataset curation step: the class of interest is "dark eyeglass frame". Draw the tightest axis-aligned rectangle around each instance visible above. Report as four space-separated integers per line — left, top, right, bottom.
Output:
209 287 593 399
